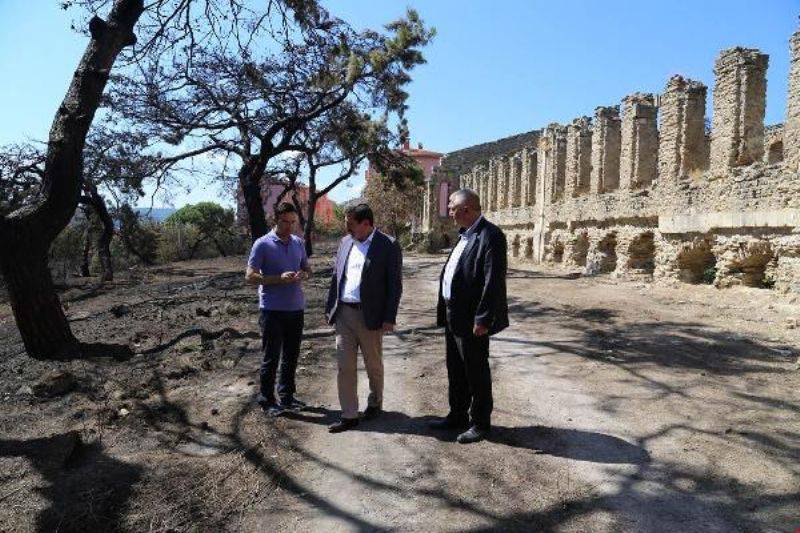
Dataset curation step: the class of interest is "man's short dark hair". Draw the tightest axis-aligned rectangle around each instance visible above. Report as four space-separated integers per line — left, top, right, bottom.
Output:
345 203 374 225
275 202 297 218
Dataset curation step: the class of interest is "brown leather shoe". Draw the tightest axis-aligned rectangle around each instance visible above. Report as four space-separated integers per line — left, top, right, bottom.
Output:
328 418 359 433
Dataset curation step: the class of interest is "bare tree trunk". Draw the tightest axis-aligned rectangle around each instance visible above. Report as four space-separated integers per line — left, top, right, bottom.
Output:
303 193 318 257
81 220 93 277
239 159 270 241
0 248 79 359
81 184 115 281
0 0 143 359
90 187 115 282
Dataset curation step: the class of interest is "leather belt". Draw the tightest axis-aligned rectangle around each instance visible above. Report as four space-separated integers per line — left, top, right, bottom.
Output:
340 301 361 309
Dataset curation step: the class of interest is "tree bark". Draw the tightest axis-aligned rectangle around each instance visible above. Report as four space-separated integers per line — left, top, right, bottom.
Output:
303 193 318 257
0 248 80 359
0 0 143 359
86 185 114 282
238 158 270 241
81 220 93 277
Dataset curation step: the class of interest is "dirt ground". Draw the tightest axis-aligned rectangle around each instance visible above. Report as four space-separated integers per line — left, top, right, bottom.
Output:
0 242 798 532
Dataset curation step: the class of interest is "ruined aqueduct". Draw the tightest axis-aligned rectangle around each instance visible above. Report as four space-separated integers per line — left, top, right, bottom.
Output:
420 30 800 293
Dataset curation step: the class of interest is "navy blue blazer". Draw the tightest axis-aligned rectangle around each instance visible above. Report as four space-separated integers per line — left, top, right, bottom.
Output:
437 217 509 336
325 230 403 330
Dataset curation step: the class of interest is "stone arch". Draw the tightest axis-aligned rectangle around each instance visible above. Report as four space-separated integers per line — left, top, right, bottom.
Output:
597 232 618 273
677 240 716 284
721 242 775 288
511 234 521 258
570 232 590 267
524 236 534 259
626 232 656 274
552 241 565 263
767 141 784 164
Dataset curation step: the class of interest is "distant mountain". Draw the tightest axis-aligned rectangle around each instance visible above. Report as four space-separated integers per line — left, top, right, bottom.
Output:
133 207 176 222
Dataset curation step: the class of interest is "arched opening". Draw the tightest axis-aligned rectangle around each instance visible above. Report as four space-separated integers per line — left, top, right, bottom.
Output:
551 241 565 263
677 241 716 284
570 232 589 267
524 237 534 259
768 141 784 164
726 244 774 288
626 232 655 274
511 234 521 258
597 233 618 273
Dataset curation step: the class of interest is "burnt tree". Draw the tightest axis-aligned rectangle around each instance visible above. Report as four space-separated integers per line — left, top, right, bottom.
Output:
0 1 144 359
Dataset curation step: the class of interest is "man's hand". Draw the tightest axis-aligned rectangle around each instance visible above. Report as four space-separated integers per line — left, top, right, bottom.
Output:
280 271 299 283
296 270 310 281
382 322 395 334
473 324 488 336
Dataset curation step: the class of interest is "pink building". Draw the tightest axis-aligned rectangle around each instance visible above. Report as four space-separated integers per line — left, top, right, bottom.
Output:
236 178 337 236
365 140 444 183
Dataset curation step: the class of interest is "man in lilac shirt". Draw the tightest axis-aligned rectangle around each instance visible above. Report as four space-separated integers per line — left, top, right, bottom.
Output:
245 203 312 416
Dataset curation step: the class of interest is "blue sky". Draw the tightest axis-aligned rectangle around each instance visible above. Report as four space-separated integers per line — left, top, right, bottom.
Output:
1 0 798 206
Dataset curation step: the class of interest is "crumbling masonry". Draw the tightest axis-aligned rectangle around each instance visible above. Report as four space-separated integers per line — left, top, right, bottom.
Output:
420 31 800 292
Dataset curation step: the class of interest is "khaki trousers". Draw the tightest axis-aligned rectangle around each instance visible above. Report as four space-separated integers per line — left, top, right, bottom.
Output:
334 304 384 419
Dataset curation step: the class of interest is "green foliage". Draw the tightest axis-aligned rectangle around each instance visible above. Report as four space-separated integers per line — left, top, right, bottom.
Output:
162 202 245 260
702 266 717 285
117 205 159 265
165 202 233 231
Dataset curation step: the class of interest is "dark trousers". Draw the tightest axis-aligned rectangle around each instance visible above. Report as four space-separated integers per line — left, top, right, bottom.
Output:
258 309 304 405
445 323 493 430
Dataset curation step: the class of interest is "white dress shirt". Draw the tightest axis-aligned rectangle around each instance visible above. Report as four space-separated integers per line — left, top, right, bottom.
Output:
441 215 484 300
340 230 376 303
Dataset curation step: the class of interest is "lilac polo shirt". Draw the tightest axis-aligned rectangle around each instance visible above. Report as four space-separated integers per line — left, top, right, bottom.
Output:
247 230 308 311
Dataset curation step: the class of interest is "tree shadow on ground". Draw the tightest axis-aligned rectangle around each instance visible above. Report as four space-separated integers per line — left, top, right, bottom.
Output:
507 268 582 280
502 295 795 377
282 408 650 464
0 432 142 532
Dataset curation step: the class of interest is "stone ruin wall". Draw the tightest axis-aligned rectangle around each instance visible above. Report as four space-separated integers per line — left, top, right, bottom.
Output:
426 31 800 294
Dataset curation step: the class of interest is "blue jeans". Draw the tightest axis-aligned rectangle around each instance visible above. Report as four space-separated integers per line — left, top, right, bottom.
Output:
258 309 304 406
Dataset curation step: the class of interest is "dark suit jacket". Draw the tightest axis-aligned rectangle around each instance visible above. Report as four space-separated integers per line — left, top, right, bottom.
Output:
436 217 509 337
325 230 403 330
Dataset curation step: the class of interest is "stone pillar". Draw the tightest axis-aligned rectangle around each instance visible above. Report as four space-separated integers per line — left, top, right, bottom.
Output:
497 156 509 210
658 75 708 181
565 116 592 197
526 149 538 206
620 93 658 189
421 178 433 231
478 166 488 210
511 155 523 207
785 31 800 171
539 124 567 204
590 106 622 193
709 47 769 177
487 158 498 212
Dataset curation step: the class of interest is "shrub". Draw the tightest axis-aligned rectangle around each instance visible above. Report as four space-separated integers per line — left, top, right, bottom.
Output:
701 266 717 285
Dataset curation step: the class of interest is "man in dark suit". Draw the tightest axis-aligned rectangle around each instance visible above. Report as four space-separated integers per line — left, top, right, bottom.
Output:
431 188 509 444
325 203 403 433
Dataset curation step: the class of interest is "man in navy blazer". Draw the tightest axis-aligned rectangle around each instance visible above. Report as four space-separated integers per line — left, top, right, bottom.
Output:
432 188 508 443
325 203 403 433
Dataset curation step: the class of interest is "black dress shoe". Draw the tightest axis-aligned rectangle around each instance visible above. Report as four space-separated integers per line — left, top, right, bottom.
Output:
457 425 489 444
429 417 470 430
362 405 382 420
328 418 359 433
